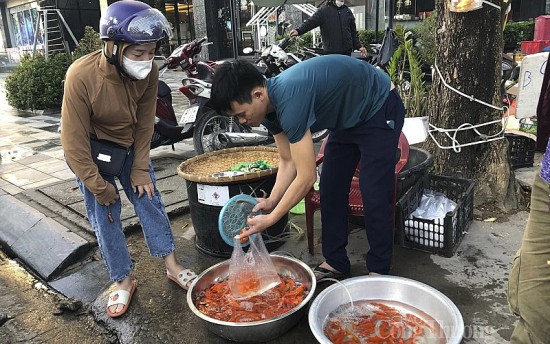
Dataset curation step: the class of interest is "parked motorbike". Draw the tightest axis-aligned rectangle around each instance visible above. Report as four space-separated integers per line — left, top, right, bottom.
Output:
184 37 329 155
162 36 222 79
151 37 223 150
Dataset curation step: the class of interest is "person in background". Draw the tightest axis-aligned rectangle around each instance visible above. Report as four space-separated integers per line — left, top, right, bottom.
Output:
289 0 366 56
210 55 404 281
508 138 550 343
61 0 197 318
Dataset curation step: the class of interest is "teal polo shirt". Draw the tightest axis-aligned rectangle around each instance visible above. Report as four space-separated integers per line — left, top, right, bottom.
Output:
263 54 391 143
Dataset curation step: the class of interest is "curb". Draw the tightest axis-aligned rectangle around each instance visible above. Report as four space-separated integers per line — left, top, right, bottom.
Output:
0 194 91 281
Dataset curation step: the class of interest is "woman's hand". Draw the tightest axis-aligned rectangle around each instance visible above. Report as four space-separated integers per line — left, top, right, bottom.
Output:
103 194 120 206
96 182 119 206
133 182 155 199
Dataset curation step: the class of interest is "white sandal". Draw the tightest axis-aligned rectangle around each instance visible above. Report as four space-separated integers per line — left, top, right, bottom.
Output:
106 280 137 318
167 269 197 291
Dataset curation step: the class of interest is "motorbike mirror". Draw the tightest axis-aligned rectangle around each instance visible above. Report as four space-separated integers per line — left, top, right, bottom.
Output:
243 47 253 54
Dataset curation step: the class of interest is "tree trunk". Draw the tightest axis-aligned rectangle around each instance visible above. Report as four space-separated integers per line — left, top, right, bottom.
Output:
423 0 520 211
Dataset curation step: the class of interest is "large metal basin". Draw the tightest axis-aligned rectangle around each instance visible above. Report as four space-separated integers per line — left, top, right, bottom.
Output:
187 255 316 343
309 275 464 344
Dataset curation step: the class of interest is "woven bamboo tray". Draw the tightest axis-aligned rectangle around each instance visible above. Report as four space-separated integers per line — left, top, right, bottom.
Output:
177 146 280 184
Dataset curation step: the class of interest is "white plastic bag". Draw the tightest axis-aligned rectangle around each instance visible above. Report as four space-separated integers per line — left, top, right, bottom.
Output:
228 234 281 299
411 189 457 220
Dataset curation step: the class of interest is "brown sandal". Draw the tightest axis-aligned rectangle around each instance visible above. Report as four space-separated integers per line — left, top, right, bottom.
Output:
313 264 350 282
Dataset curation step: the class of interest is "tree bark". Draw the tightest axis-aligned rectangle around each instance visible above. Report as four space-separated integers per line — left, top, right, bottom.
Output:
424 0 520 211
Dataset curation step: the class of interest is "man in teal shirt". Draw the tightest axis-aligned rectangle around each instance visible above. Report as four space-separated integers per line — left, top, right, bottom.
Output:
211 55 405 278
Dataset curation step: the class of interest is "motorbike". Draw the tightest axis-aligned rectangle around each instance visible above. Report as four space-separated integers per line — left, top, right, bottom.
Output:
183 37 329 155
152 37 224 150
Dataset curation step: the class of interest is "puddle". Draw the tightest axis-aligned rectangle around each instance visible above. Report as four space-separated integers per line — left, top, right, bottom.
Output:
0 147 36 161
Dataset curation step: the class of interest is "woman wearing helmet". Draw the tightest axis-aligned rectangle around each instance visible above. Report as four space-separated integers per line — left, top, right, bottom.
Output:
61 0 197 318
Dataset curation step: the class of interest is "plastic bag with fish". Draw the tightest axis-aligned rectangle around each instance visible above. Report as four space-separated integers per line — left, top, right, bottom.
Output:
228 233 281 299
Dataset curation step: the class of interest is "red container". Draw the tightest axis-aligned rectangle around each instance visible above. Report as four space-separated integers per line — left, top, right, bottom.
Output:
521 40 550 55
534 15 550 41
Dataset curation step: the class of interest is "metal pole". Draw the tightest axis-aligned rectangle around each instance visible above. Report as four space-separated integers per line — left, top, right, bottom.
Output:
55 10 78 47
32 11 41 58
229 0 239 59
364 0 368 30
388 0 394 29
174 0 181 45
375 0 379 41
44 10 49 59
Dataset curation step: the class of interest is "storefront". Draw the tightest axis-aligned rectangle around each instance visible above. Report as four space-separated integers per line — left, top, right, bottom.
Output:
0 0 101 63
164 1 194 46
186 0 254 60
2 1 41 63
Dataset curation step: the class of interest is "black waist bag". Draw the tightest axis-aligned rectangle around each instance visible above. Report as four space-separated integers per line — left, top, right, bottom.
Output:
90 134 130 176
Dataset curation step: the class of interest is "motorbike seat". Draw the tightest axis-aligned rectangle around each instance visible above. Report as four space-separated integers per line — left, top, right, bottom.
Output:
253 64 268 75
158 80 172 104
196 63 214 82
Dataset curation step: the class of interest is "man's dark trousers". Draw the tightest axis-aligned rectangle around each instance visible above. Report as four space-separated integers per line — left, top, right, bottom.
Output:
319 89 405 275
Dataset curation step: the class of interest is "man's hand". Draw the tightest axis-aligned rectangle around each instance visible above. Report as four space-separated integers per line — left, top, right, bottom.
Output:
289 29 299 37
252 197 276 214
242 213 275 237
359 46 367 56
236 198 277 238
133 182 155 200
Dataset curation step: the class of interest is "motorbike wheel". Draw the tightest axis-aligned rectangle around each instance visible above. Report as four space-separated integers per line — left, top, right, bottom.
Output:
312 129 329 143
193 108 246 155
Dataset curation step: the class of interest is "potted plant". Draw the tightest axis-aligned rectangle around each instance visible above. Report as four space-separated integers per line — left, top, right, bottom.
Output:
387 25 429 118
386 25 430 144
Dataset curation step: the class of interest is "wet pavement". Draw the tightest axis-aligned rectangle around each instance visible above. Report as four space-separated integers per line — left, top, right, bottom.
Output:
0 69 538 343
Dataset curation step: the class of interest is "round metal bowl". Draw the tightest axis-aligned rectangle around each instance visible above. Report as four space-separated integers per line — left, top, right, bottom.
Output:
309 275 464 344
186 255 316 343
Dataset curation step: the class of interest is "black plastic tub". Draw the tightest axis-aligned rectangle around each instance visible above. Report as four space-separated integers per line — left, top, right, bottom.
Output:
186 175 288 258
396 146 434 200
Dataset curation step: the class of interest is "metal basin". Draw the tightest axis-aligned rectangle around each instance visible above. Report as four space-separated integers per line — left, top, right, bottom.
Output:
309 275 464 344
187 255 316 343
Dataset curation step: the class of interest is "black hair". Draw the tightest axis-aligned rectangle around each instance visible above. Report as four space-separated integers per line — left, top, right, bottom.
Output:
210 59 266 114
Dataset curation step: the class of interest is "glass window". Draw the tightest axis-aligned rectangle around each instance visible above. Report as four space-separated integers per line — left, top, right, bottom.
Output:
8 4 42 49
164 1 195 48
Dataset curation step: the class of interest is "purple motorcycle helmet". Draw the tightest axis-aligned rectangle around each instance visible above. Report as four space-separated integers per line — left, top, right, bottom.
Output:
99 0 172 45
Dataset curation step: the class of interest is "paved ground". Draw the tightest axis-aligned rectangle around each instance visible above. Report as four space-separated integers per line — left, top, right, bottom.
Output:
0 69 540 343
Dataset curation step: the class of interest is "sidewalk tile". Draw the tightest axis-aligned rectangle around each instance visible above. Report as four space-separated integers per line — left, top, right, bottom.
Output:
21 177 62 190
0 161 26 174
28 159 68 173
50 169 75 181
0 182 23 195
2 168 52 186
11 153 52 165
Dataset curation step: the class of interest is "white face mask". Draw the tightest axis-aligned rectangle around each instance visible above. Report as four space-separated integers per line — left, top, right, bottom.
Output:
335 0 344 7
121 55 154 80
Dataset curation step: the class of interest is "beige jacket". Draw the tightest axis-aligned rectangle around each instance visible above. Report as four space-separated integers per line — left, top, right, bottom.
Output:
61 49 158 204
